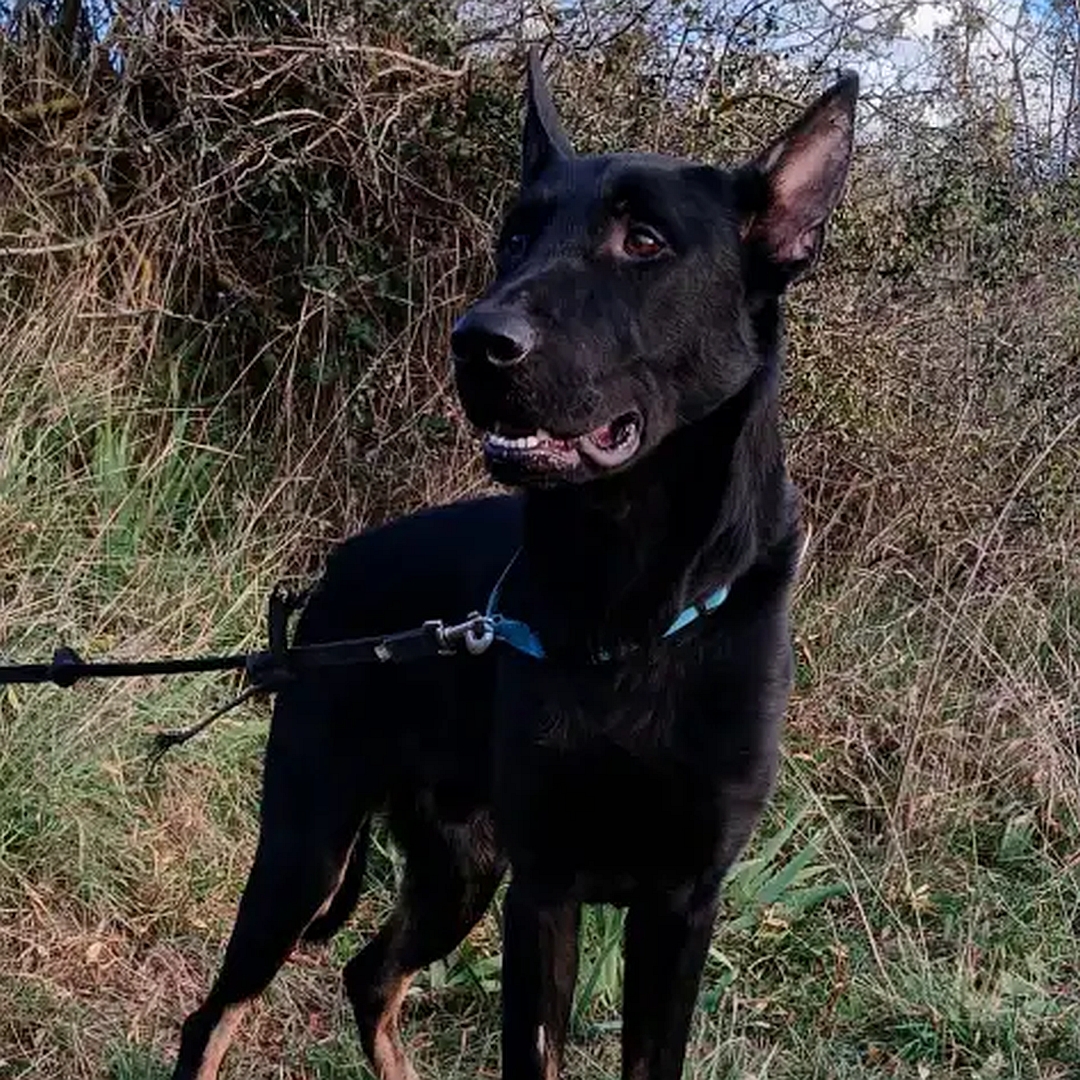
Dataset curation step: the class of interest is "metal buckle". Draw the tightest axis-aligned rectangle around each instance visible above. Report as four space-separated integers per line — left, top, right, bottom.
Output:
463 615 495 655
428 614 495 657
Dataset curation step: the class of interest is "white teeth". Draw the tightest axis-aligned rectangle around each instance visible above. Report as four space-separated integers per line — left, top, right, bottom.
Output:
487 431 541 449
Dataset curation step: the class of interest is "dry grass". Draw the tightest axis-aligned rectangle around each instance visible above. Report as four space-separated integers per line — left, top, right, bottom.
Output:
1 6 1079 1079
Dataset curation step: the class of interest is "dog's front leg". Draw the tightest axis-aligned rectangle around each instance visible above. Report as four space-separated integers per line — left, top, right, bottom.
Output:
620 883 722 1080
501 878 580 1080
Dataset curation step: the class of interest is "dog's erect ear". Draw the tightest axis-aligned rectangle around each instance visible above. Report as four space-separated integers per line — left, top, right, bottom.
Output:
742 72 858 284
522 47 573 186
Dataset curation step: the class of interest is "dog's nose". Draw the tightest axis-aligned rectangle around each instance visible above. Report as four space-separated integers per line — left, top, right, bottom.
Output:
450 308 536 367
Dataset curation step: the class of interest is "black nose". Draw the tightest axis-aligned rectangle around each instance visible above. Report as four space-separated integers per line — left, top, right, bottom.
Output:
450 307 536 367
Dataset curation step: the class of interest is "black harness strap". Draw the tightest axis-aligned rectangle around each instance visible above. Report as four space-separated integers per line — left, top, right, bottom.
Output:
148 684 266 770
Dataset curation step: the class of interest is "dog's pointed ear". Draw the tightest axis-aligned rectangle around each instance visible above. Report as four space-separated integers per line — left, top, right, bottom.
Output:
741 72 858 285
522 47 573 187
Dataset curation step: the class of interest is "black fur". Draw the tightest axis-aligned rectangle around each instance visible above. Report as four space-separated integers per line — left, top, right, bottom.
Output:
170 52 857 1080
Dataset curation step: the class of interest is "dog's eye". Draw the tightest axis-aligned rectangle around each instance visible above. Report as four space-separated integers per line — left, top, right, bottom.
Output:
503 233 530 261
623 225 666 260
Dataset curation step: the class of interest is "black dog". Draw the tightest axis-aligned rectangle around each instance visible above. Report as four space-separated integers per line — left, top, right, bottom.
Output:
170 53 857 1080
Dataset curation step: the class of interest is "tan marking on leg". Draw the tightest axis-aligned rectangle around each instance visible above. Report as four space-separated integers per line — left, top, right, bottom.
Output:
372 973 420 1080
310 861 348 921
307 831 361 925
537 1024 559 1080
193 1002 248 1080
542 1030 559 1080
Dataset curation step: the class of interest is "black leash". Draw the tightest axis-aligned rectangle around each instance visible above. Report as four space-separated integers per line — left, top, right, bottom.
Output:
1 559 736 769
2 646 253 688
0 586 306 691
0 585 499 768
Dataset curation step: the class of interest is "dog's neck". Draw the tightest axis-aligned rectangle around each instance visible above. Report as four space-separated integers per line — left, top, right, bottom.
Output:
518 361 796 657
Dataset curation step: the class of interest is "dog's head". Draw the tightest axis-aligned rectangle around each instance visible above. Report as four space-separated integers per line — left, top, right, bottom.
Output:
452 52 858 486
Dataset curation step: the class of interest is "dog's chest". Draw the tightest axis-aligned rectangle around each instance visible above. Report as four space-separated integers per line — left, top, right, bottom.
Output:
491 643 784 895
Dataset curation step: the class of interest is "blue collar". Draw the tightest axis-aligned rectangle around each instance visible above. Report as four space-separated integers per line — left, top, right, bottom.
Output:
485 550 729 662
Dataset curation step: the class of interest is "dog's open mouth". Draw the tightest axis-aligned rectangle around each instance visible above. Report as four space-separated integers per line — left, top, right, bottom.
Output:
483 412 642 474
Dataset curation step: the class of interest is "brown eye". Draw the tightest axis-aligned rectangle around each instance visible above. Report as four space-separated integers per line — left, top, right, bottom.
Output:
623 225 665 259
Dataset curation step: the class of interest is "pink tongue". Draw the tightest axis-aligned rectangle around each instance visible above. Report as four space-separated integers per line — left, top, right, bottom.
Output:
586 423 616 449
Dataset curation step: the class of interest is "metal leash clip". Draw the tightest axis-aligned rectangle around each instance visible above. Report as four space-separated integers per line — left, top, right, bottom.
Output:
428 613 495 656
